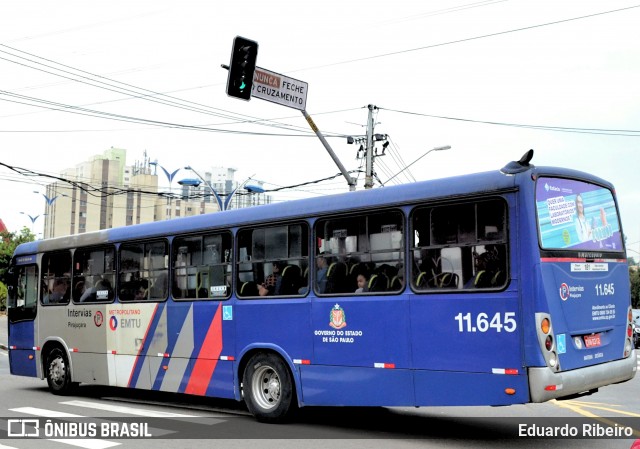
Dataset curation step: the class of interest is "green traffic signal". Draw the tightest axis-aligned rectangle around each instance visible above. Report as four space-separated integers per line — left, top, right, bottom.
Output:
226 36 258 101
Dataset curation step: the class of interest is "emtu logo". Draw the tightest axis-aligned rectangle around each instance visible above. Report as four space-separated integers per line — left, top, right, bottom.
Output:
559 283 570 301
109 315 118 331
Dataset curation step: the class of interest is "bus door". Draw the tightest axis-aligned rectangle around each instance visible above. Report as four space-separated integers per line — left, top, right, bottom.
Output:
408 199 528 406
7 257 39 377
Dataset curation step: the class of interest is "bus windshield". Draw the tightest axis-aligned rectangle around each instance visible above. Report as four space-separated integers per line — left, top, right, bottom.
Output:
536 177 624 252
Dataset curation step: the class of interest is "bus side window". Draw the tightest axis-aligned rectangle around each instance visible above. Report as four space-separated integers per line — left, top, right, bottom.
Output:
236 223 308 298
41 251 72 305
145 241 169 301
411 199 508 292
119 241 168 302
73 246 116 303
315 209 404 295
8 264 39 322
119 242 143 301
172 232 232 300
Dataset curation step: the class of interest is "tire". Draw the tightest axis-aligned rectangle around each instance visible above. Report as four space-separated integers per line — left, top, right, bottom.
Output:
45 347 74 395
242 353 297 423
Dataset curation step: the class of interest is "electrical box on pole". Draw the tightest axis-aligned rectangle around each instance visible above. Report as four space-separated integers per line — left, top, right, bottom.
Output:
226 36 259 101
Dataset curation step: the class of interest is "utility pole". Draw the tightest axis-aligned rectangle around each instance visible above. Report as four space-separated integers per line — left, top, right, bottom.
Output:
364 104 377 190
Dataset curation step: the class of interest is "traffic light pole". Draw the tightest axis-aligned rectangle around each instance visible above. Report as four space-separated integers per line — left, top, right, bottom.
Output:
301 109 356 192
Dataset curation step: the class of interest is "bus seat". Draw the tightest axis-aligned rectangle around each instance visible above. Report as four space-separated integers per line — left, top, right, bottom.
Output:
239 281 259 297
491 270 506 287
416 271 428 289
437 272 459 288
280 265 302 295
299 266 309 289
368 273 389 292
326 261 349 293
390 275 403 291
473 270 491 288
348 262 363 291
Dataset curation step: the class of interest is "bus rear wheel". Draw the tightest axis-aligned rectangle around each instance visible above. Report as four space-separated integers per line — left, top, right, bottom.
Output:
243 353 297 423
46 347 74 395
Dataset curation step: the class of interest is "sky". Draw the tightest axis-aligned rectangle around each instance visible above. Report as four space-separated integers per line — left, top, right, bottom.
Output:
1 0 639 256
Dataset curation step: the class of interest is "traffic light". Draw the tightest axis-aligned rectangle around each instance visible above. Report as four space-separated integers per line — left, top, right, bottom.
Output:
226 36 258 101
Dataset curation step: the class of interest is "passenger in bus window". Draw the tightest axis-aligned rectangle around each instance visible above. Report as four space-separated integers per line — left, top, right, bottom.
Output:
316 254 329 293
465 249 501 288
264 262 284 295
134 284 147 301
80 278 111 302
355 273 369 293
257 283 270 296
44 278 69 304
74 281 86 300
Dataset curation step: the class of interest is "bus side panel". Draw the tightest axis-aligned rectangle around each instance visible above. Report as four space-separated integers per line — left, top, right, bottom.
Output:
235 299 311 386
8 320 37 377
71 352 111 385
299 365 414 406
117 301 235 398
311 298 412 368
540 259 630 371
409 291 522 372
413 370 530 406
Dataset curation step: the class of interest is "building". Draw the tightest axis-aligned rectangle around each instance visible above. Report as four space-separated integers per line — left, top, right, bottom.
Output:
42 148 271 238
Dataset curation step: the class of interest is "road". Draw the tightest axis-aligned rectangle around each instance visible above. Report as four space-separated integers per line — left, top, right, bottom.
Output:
1 314 639 448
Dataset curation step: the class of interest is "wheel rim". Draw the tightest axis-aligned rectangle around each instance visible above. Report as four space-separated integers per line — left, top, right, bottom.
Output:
49 355 67 388
251 365 281 410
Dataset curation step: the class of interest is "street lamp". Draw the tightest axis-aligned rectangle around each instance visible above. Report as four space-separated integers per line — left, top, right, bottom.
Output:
34 190 67 206
33 190 67 239
20 212 47 224
183 166 264 211
20 212 47 239
381 145 451 187
149 161 181 219
225 178 265 210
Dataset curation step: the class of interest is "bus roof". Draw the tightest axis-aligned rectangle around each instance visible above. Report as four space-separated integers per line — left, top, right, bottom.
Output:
13 162 613 257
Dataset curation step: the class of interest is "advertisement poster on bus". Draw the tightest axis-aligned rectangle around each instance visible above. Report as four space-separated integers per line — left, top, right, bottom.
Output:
536 177 623 251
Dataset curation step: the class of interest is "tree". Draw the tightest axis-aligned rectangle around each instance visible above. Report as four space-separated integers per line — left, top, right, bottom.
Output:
0 227 35 286
0 281 7 311
630 266 640 309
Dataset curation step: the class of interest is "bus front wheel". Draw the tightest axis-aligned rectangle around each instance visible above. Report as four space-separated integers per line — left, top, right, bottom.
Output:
45 347 74 395
242 353 297 423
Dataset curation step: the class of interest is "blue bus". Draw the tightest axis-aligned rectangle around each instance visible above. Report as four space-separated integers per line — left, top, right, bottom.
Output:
7 151 637 422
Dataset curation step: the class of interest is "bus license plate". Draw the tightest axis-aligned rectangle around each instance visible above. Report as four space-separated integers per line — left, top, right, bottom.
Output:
584 334 602 348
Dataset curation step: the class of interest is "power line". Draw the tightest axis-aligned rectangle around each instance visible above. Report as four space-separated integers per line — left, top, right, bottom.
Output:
285 5 640 72
379 107 640 137
0 44 326 136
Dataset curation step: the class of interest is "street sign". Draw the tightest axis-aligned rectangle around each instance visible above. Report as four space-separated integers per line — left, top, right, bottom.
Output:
251 67 308 110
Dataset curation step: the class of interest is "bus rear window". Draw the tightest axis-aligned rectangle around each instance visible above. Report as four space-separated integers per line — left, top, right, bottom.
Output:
536 177 623 251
